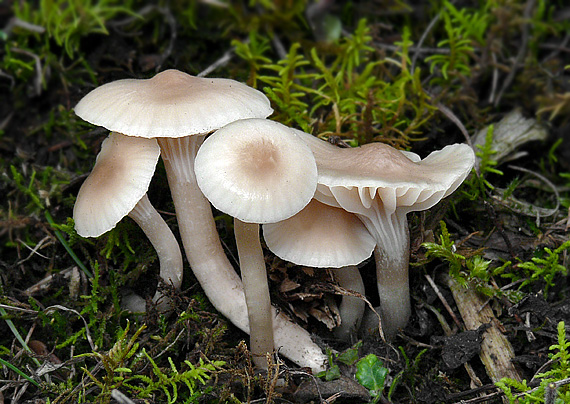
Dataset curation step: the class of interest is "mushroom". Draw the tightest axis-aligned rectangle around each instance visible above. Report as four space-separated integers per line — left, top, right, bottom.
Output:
293 129 475 338
74 70 327 371
194 118 318 368
74 132 183 312
263 198 376 340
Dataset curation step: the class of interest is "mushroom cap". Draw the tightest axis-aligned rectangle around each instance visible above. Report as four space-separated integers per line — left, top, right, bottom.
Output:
263 199 375 268
195 119 317 224
74 69 273 138
74 132 160 237
293 129 475 216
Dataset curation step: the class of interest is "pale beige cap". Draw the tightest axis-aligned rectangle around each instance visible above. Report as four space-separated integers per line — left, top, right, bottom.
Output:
263 199 375 268
74 132 160 237
74 69 273 138
292 129 475 216
195 119 317 224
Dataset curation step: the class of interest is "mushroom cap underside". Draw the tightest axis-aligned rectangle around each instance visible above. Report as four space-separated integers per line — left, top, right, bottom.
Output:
75 69 273 138
74 132 160 237
293 129 475 214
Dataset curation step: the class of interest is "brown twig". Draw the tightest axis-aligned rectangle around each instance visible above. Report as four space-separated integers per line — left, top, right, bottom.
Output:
425 274 463 330
493 0 535 106
411 11 441 75
445 274 522 404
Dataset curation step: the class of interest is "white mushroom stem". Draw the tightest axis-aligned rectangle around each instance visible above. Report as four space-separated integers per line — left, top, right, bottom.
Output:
158 136 327 372
128 194 183 313
159 136 250 326
359 211 411 339
374 246 411 339
315 185 412 339
234 218 274 368
332 266 366 341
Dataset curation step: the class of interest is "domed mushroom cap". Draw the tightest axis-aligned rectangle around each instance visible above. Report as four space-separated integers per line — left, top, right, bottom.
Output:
292 129 475 215
195 119 317 224
74 69 273 138
263 199 375 268
74 132 160 237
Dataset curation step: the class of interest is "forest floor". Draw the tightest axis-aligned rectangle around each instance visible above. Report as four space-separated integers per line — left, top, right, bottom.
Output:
1 1 570 403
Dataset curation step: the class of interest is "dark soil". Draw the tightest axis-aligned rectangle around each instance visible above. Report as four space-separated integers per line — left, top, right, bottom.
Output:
1 1 570 403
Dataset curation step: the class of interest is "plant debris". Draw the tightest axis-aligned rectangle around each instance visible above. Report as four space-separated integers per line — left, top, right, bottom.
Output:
2 1 570 403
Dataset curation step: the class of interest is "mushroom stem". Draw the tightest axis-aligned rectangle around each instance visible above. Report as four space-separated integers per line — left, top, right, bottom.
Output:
374 246 410 339
332 265 366 341
234 218 274 368
128 194 183 312
159 136 249 326
359 211 411 339
158 137 327 372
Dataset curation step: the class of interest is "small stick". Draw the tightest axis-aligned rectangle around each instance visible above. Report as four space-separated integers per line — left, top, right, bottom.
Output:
446 274 522 404
425 274 462 330
494 0 535 106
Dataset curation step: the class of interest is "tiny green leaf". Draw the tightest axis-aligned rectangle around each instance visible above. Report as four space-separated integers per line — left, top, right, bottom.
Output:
355 354 388 394
319 364 341 381
337 341 362 366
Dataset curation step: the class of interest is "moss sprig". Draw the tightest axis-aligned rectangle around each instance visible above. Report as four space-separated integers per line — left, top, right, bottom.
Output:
235 19 436 148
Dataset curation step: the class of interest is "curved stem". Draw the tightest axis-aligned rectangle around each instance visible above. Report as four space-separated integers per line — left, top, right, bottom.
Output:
158 137 326 372
333 265 366 341
128 194 183 313
159 137 250 327
374 240 410 340
234 218 274 368
359 210 411 340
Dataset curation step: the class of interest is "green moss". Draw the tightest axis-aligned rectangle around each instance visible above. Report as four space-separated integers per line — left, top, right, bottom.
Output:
2 1 570 402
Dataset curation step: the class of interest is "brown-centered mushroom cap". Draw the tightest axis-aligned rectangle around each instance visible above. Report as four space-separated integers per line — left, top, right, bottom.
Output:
74 132 160 237
195 118 318 369
74 69 273 138
195 119 317 224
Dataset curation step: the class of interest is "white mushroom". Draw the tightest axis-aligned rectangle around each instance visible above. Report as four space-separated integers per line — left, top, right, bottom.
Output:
263 199 375 268
74 132 183 312
263 198 376 340
294 129 475 338
74 70 327 371
195 118 318 368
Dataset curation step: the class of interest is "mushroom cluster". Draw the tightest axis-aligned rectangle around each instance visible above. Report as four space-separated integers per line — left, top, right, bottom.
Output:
292 128 475 338
74 69 327 372
194 118 318 368
74 69 475 371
